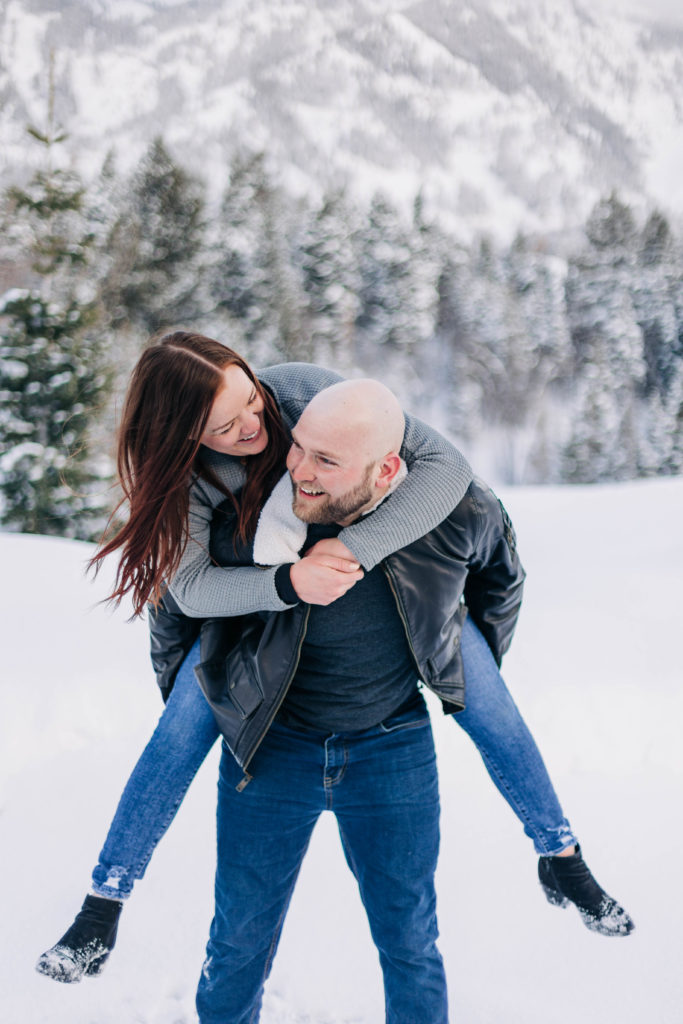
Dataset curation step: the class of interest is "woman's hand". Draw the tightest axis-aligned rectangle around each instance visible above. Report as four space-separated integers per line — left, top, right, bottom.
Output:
289 538 364 605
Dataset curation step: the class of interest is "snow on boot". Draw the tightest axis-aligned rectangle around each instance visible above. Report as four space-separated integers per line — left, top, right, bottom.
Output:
538 844 634 937
36 894 123 983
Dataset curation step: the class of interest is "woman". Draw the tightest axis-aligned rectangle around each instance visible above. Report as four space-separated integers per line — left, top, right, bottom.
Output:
36 332 632 984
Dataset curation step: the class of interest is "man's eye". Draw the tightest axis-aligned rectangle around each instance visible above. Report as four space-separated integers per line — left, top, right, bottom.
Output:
318 457 335 466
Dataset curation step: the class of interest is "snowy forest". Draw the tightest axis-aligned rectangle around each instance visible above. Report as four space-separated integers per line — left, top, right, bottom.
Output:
1 121 683 540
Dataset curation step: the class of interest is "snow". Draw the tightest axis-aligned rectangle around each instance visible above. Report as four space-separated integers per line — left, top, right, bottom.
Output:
1 475 683 1022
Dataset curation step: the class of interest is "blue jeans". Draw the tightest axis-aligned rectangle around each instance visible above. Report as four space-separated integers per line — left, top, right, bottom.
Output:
91 638 220 898
457 619 576 855
91 619 575 898
195 702 447 1024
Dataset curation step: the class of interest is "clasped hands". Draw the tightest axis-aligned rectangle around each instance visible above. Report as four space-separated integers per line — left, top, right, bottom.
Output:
288 537 364 605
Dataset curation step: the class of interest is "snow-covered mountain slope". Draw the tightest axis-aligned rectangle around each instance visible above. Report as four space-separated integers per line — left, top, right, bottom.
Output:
1 0 682 239
1 476 683 1022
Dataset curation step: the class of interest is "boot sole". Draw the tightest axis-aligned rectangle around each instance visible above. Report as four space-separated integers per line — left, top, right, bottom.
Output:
35 946 110 983
541 883 635 937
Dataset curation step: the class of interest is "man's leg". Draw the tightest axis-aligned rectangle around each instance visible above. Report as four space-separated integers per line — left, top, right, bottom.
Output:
196 724 324 1024
332 699 447 1024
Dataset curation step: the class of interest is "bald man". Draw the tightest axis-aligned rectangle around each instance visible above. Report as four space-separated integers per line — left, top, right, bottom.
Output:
195 379 632 1024
194 379 505 1024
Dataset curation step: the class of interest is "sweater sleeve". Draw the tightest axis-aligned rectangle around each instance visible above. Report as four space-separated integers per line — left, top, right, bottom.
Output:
167 363 345 617
262 363 474 568
338 411 473 569
167 472 295 617
168 362 473 613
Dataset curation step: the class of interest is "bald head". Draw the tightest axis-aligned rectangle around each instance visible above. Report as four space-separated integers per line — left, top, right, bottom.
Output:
287 379 406 525
299 378 405 463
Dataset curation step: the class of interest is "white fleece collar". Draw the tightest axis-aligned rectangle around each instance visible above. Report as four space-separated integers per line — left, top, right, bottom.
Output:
252 460 407 566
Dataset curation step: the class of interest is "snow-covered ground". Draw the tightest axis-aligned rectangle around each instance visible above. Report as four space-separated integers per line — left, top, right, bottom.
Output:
1 476 682 1023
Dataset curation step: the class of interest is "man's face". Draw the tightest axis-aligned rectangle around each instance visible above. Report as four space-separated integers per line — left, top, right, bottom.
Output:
286 417 379 525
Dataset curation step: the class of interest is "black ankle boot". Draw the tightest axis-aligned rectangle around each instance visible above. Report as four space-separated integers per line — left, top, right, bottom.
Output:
36 894 123 983
538 844 634 937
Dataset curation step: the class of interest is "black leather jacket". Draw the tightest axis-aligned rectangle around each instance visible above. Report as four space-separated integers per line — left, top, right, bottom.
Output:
149 479 525 782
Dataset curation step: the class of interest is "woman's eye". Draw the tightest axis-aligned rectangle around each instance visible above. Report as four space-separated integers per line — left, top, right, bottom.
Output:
219 423 235 435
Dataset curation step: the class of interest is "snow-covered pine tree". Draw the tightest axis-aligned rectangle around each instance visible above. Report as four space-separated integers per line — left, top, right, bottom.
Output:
431 235 540 481
503 234 573 481
298 189 360 371
353 191 442 403
104 137 206 335
401 194 457 431
634 211 680 399
432 245 476 440
206 151 307 365
629 210 683 475
354 192 421 354
0 107 112 538
562 193 646 482
0 293 110 536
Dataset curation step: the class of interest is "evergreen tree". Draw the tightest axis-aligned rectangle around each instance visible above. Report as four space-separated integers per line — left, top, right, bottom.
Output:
562 193 646 482
410 192 444 354
355 192 421 353
664 367 683 474
206 151 307 364
104 137 206 334
633 211 682 401
352 191 444 404
298 189 360 370
584 191 638 253
0 103 112 538
0 293 110 536
433 233 572 482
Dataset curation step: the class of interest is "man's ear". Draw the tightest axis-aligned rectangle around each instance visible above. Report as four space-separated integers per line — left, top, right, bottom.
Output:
375 452 402 488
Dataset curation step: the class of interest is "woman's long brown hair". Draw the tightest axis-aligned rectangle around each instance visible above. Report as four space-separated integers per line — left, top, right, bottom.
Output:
92 331 290 616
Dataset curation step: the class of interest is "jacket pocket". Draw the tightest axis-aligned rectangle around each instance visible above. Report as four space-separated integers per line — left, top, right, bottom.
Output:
225 662 264 719
425 604 467 682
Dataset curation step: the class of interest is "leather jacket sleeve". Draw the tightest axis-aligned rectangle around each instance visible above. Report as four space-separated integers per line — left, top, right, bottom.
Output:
462 486 526 665
147 499 261 701
148 590 203 702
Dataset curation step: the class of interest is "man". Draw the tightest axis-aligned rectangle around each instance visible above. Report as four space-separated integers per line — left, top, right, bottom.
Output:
193 379 632 1024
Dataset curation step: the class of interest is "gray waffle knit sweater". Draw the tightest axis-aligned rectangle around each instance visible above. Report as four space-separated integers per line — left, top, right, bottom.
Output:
168 362 473 617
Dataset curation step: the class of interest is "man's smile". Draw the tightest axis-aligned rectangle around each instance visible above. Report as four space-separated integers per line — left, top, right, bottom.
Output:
297 484 326 498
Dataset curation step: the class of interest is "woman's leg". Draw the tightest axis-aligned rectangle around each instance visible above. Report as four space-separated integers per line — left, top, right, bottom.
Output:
37 639 220 982
92 637 220 898
454 617 576 856
454 617 634 936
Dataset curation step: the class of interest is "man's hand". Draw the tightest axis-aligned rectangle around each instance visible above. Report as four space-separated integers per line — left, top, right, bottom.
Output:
306 537 359 563
289 539 364 605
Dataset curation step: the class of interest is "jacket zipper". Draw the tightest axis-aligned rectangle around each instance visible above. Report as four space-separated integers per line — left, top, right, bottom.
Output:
236 603 312 791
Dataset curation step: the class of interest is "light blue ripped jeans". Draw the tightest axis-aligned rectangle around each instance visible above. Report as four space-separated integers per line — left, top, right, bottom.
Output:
91 618 576 899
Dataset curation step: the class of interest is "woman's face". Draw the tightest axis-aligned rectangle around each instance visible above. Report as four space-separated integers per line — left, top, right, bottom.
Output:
199 365 269 456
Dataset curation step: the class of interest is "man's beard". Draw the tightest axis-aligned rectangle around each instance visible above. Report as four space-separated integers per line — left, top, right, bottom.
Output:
290 466 375 524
